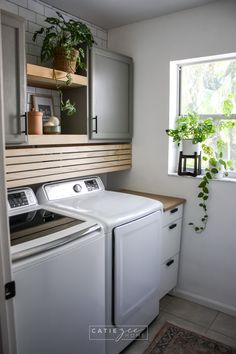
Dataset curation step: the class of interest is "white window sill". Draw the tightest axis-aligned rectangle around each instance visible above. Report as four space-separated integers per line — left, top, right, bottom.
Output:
168 172 236 183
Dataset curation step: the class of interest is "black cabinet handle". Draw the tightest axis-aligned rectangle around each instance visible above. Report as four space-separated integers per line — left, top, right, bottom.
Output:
170 207 178 214
166 259 174 267
169 223 177 230
92 116 98 133
20 113 27 135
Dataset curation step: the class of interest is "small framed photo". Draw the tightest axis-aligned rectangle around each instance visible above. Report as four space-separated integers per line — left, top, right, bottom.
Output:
32 94 54 123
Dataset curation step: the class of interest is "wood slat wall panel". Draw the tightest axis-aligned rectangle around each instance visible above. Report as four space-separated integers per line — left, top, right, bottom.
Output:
5 144 132 188
6 155 131 173
6 166 130 189
6 144 131 156
6 149 131 165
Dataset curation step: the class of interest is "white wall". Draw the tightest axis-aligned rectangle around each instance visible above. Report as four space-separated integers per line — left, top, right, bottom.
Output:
108 0 236 315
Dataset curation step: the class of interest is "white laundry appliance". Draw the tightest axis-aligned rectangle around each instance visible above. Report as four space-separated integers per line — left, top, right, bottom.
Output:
8 187 106 354
37 176 163 354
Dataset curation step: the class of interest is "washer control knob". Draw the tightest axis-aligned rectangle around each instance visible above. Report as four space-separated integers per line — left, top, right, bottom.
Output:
73 184 82 193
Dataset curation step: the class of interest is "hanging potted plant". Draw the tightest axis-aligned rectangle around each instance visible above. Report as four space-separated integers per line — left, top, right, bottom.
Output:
33 11 95 116
188 97 235 233
33 11 94 73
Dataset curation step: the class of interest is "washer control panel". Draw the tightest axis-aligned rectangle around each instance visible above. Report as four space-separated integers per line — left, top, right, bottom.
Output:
8 188 38 210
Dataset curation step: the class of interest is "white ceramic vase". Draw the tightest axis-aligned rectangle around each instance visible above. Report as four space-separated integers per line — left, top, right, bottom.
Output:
181 139 201 155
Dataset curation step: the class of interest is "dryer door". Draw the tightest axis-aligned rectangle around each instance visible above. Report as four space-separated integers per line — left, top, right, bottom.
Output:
113 210 161 326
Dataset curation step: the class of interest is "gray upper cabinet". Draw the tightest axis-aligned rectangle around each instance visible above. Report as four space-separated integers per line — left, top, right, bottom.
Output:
0 11 27 145
89 47 133 142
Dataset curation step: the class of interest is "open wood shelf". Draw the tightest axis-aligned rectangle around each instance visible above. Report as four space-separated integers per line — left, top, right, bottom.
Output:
27 64 88 89
27 134 89 145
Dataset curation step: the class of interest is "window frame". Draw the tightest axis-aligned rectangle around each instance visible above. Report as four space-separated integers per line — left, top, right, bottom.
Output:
168 52 236 178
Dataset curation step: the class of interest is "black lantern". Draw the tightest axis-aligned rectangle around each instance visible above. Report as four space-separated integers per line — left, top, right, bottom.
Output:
178 151 201 177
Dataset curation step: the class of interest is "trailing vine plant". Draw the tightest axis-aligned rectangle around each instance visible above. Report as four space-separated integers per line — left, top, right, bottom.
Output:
52 70 76 116
189 96 235 233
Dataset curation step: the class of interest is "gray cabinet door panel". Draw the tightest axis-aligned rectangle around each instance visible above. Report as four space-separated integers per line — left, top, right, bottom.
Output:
1 11 27 144
89 48 133 141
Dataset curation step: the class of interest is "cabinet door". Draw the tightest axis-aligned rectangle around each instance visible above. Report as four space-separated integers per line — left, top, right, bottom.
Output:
89 47 133 141
1 11 27 144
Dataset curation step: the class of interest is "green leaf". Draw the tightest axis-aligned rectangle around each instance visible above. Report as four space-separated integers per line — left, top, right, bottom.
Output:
211 168 218 174
203 186 209 194
203 195 208 200
206 172 212 179
198 181 206 188
209 158 217 167
198 192 204 198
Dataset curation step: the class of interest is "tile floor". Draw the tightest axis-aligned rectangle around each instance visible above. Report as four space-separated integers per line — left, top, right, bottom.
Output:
121 295 236 354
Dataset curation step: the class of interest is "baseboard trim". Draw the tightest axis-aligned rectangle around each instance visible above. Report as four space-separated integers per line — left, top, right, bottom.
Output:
172 288 236 317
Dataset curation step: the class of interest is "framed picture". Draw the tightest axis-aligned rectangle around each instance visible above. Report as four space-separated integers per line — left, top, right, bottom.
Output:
32 94 54 123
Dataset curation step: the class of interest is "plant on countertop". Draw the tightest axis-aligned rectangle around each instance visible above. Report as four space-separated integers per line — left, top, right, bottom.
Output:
33 11 95 116
189 96 236 233
166 112 216 145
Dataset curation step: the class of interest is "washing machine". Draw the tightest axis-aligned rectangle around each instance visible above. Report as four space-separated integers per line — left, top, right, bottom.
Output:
37 176 163 354
8 187 105 354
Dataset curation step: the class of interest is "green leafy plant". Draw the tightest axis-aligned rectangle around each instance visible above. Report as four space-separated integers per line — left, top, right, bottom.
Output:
189 96 235 233
32 11 94 71
166 112 216 145
33 11 95 117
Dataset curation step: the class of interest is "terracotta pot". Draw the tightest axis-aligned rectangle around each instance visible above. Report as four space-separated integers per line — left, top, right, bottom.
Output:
28 110 43 135
53 47 79 73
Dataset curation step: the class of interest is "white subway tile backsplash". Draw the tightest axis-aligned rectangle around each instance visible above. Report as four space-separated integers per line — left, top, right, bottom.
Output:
44 6 57 18
27 86 36 93
52 94 60 107
28 0 44 15
54 106 61 118
19 7 36 22
26 53 37 64
9 0 27 9
36 13 46 26
0 0 18 14
26 31 34 43
27 92 33 103
28 43 41 56
35 87 53 95
28 20 41 33
35 34 43 46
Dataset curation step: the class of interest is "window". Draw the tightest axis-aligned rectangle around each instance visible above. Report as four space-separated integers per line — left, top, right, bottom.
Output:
179 59 236 116
169 54 236 175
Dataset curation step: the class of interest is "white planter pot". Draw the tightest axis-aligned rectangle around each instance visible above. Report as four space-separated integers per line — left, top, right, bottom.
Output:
209 163 225 179
181 139 201 155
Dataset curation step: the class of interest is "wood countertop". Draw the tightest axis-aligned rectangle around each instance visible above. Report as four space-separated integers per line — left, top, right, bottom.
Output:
117 189 186 212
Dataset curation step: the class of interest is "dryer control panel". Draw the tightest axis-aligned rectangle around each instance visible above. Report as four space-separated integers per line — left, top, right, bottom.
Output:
39 177 105 202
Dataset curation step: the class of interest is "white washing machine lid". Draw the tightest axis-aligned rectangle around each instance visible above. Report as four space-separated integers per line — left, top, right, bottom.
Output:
49 190 163 231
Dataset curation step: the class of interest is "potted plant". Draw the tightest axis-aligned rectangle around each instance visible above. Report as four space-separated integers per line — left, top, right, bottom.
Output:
33 11 95 116
166 112 216 155
33 11 94 73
